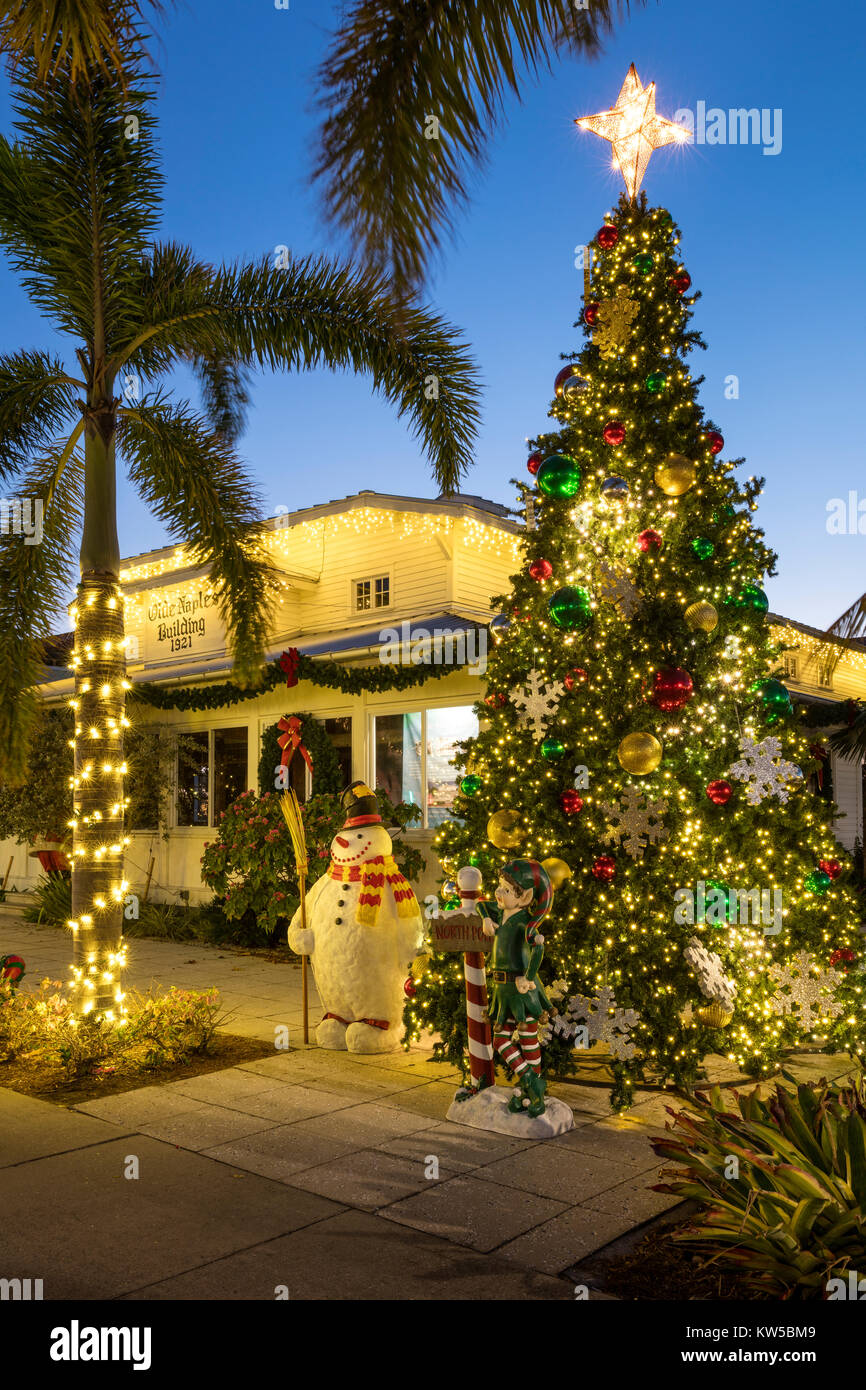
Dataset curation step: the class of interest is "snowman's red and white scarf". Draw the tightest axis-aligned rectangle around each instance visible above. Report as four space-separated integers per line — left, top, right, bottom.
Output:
328 855 418 926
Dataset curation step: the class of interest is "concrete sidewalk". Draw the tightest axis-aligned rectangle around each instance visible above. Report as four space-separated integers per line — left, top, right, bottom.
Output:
0 919 860 1300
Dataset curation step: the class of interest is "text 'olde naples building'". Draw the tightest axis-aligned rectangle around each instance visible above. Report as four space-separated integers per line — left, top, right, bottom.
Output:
4 492 866 903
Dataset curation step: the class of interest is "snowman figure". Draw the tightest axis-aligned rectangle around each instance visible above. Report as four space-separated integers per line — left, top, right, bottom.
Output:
288 782 425 1053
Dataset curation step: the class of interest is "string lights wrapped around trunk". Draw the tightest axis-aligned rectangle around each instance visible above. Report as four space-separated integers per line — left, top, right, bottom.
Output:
67 575 131 1019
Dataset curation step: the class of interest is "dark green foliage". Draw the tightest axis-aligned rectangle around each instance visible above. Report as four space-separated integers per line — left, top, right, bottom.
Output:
23 871 72 924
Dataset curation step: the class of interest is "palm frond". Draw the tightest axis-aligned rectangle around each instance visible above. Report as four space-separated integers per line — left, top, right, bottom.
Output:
0 58 162 346
190 354 253 444
117 396 276 684
0 1 164 85
0 432 84 780
0 348 81 480
312 0 639 293
116 251 480 490
829 707 866 763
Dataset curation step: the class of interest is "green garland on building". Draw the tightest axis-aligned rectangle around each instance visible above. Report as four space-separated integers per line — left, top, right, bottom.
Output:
257 715 343 797
130 646 467 712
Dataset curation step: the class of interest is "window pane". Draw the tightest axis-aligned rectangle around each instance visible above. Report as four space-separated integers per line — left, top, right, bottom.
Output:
355 580 371 611
176 731 210 826
323 716 352 790
375 576 390 608
374 713 422 812
426 706 479 828
214 727 248 821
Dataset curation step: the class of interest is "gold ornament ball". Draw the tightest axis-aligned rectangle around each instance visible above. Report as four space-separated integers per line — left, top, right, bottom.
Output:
487 809 524 850
541 857 572 889
694 1001 733 1028
684 599 719 633
617 732 663 775
654 454 697 496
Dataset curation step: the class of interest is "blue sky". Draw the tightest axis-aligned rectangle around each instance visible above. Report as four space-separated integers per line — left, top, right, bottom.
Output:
1 0 864 626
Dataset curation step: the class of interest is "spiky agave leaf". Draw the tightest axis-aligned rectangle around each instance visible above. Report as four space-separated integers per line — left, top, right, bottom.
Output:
117 396 276 685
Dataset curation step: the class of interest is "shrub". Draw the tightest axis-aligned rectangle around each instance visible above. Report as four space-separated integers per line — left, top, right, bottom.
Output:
200 787 424 939
652 1075 866 1299
23 872 72 925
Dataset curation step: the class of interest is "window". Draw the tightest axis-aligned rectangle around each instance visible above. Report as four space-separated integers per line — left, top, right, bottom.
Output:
176 726 248 827
817 660 834 690
781 654 799 682
324 716 352 788
373 705 479 828
354 574 390 612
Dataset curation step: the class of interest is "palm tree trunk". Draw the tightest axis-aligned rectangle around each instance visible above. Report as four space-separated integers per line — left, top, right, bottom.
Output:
71 398 127 1016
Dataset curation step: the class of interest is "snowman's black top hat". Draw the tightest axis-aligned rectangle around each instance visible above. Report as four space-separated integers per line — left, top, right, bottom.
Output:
341 781 382 827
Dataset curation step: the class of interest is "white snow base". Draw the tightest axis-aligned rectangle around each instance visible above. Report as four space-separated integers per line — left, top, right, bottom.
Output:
446 1084 574 1139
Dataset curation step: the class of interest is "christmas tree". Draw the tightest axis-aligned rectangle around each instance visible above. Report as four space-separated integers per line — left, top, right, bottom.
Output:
405 69 866 1110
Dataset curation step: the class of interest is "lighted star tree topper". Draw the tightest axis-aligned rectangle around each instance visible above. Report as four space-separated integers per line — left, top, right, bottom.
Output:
576 64 688 200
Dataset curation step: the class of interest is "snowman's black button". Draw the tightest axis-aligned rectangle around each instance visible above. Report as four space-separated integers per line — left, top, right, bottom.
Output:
335 917 343 925
337 899 344 906
342 883 349 891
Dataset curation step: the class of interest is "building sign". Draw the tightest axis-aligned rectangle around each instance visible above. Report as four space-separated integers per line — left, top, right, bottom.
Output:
430 911 492 954
128 584 225 666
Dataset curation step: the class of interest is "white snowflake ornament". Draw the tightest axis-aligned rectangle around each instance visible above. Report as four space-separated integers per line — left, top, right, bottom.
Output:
509 669 564 740
569 986 640 1060
726 735 801 806
768 950 845 1032
684 936 737 1012
600 784 668 859
597 561 643 620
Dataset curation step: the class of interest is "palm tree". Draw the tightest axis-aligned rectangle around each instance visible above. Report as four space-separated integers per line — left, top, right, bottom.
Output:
0 56 480 1016
312 0 644 294
0 0 164 83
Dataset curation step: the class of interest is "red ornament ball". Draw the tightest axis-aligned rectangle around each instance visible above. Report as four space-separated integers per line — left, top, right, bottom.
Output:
591 856 616 884
670 270 692 294
706 779 733 806
707 430 724 455
602 420 626 447
583 301 600 326
527 450 542 475
528 558 553 582
403 977 416 998
596 224 619 249
563 667 589 690
638 528 663 553
651 666 694 712
560 790 584 815
818 858 842 880
484 692 506 709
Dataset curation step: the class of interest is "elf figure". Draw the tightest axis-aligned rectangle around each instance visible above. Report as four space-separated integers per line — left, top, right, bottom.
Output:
480 859 553 1117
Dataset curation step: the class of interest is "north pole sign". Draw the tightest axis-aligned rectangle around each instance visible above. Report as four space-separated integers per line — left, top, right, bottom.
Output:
430 911 492 954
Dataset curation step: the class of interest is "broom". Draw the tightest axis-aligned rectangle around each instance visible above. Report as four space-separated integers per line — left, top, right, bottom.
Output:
280 789 310 1044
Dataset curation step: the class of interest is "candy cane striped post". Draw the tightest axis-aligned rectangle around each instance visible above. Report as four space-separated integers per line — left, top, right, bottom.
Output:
463 950 495 1090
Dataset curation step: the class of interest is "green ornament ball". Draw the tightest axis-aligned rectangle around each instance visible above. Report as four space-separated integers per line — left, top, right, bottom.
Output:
536 453 582 499
754 677 791 723
712 503 736 524
691 537 715 560
804 869 831 895
633 252 654 275
548 585 593 631
734 583 769 613
460 774 482 796
701 879 736 924
468 852 481 867
645 370 667 393
540 736 565 761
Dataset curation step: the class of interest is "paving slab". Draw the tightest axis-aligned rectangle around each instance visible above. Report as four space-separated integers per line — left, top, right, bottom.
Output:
582 1177 684 1223
74 1088 215 1129
203 1083 363 1123
477 1143 641 1204
117 1209 572 1301
286 1148 456 1210
383 1172 568 1253
0 1133 343 1299
496 1204 639 1275
0 1089 135 1167
135 1103 280 1151
285 1100 439 1147
376 1120 536 1173
378 1080 464 1119
203 1124 360 1182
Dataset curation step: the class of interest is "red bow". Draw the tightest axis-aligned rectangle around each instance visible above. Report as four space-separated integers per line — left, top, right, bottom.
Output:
280 648 300 688
810 743 828 789
278 715 313 773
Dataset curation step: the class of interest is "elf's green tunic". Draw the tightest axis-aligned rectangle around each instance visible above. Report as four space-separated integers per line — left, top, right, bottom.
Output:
483 904 551 1026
